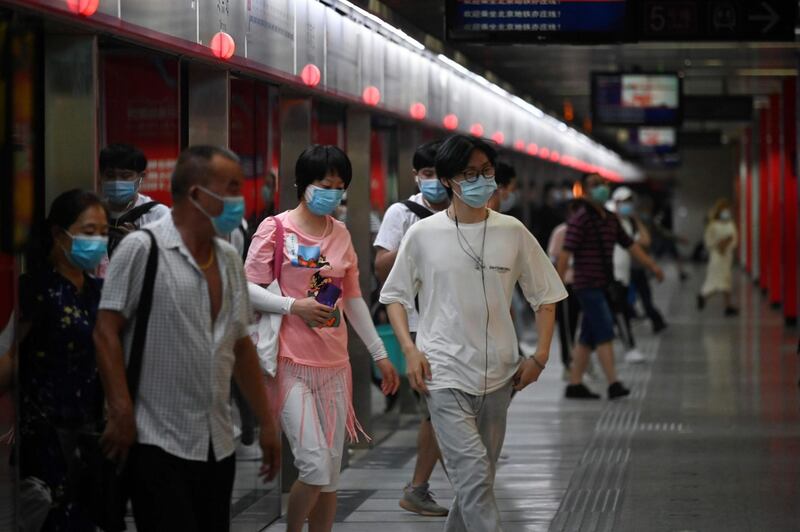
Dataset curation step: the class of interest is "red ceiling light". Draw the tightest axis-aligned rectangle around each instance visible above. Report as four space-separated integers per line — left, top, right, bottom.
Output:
539 147 551 159
490 131 505 145
66 0 99 16
362 86 381 106
443 114 459 130
410 102 427 120
469 123 484 137
526 143 538 156
514 139 526 151
301 64 321 87
210 31 236 60
550 151 560 162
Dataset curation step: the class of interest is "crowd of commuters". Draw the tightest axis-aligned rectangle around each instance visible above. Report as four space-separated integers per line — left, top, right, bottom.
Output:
2 133 733 532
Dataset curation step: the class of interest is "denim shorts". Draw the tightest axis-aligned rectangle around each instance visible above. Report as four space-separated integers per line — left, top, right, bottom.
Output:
575 288 616 349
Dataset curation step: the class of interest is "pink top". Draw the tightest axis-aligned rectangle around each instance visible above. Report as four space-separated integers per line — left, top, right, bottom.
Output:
547 222 574 285
245 211 361 368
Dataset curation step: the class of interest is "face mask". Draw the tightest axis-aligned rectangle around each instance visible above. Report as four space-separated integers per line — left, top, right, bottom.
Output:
719 210 732 221
500 190 519 213
618 202 634 216
453 176 498 209
62 232 108 270
103 179 139 205
417 177 447 203
262 185 273 204
304 185 345 216
192 186 245 236
589 185 610 204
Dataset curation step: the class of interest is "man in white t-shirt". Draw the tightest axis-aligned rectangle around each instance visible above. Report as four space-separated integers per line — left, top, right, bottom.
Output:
380 135 566 532
374 140 450 517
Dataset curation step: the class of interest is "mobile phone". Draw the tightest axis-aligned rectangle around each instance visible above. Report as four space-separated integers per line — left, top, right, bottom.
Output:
315 282 342 307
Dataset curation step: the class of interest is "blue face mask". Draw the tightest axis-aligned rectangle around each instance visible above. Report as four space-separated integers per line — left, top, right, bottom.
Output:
417 177 448 203
454 176 498 208
63 232 108 270
618 202 634 217
192 186 245 236
103 179 139 205
304 185 345 216
589 185 610 204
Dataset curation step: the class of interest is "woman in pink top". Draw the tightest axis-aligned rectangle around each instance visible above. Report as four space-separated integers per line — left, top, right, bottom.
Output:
245 145 399 532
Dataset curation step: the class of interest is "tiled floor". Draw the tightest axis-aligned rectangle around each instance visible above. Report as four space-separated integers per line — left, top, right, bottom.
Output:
253 266 799 531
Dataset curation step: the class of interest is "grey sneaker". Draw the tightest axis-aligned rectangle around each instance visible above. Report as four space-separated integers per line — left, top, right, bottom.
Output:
399 483 449 517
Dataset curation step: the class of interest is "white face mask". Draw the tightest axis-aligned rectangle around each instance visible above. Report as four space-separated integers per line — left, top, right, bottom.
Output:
719 210 732 221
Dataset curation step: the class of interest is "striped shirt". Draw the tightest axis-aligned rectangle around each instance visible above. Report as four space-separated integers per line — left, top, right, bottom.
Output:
99 215 252 462
563 203 633 290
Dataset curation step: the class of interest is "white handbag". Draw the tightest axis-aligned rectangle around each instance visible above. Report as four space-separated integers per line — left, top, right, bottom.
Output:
248 216 285 377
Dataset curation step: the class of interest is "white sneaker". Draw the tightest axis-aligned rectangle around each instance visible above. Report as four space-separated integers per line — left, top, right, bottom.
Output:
625 349 646 364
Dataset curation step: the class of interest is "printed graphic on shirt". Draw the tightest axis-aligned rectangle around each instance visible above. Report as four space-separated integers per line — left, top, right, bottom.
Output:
488 265 511 274
286 233 331 269
308 272 342 328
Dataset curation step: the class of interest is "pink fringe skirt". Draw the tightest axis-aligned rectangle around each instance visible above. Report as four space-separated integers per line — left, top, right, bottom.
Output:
267 357 368 448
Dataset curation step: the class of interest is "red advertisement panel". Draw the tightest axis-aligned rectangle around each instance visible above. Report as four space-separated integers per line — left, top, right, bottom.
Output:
102 53 180 206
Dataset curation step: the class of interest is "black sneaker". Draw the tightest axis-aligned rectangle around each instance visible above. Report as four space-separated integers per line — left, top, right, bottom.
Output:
724 306 739 317
653 321 668 334
565 383 601 399
697 294 705 310
608 382 630 400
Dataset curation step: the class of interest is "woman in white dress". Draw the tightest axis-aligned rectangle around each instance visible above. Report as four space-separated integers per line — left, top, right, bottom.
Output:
698 199 738 316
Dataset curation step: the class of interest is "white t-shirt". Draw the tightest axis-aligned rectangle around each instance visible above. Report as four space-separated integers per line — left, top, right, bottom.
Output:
613 217 637 285
374 193 434 332
379 210 567 395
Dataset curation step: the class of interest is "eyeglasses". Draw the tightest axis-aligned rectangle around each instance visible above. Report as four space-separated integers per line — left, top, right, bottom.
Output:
103 170 141 181
455 166 496 183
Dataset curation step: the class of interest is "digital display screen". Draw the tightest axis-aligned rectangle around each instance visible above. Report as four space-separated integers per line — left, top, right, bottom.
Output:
593 73 682 126
446 0 630 43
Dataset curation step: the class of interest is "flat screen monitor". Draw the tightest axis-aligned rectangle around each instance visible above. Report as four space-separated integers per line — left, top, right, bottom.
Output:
593 73 682 126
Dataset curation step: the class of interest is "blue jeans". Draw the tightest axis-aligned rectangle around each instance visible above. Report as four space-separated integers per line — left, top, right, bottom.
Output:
575 288 616 349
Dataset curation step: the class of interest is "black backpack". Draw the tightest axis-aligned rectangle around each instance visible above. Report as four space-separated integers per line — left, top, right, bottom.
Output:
107 201 159 257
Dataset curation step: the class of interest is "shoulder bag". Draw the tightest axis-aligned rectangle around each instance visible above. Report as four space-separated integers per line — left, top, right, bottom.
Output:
249 216 285 377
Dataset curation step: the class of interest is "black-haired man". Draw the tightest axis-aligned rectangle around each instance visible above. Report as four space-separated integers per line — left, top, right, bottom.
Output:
374 140 449 517
381 135 566 532
99 143 169 258
94 146 280 531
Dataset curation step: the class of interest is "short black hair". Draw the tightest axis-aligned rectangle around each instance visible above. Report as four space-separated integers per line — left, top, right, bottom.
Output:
435 135 498 200
295 145 353 200
99 143 147 174
495 162 517 188
412 140 440 171
580 172 603 186
171 145 240 201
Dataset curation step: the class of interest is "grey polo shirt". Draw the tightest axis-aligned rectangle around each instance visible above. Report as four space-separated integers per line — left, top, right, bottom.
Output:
99 214 252 462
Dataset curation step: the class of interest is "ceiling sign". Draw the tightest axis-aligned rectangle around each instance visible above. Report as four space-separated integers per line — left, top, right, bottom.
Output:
640 0 796 41
446 0 796 43
446 0 631 44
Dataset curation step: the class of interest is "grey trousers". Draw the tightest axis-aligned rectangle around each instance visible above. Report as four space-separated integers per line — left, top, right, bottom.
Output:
427 382 513 532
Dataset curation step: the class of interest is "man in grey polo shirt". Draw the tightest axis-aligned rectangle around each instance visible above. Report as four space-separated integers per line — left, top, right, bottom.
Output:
94 146 280 531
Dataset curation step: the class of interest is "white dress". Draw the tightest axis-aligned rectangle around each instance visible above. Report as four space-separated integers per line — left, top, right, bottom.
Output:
701 220 738 296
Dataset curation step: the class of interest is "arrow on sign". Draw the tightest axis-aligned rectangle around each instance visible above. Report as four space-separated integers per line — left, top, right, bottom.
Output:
748 1 779 33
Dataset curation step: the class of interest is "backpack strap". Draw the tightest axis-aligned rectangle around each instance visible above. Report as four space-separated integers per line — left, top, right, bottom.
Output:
402 200 434 220
126 229 159 402
114 201 159 227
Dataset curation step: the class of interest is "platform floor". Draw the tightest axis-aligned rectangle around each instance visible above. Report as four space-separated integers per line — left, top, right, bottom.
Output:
254 266 799 531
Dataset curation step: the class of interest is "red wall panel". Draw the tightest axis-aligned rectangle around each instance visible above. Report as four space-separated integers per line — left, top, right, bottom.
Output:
768 94 782 305
758 108 769 290
782 79 798 321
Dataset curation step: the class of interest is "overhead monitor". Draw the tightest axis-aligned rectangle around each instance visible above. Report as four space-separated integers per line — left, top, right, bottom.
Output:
445 0 631 43
593 73 682 126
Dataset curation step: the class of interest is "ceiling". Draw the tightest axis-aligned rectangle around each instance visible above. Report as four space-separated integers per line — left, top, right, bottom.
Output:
367 0 799 136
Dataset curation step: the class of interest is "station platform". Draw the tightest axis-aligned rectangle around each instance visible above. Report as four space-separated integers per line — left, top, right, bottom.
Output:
256 266 799 532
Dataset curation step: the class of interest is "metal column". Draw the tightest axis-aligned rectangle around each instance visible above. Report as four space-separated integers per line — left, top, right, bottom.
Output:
344 107 374 446
187 63 229 147
44 34 98 206
278 91 313 211
397 123 421 200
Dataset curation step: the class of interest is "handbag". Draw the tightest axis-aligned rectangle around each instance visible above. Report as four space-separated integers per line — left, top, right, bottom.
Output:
249 216 285 377
82 228 159 531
